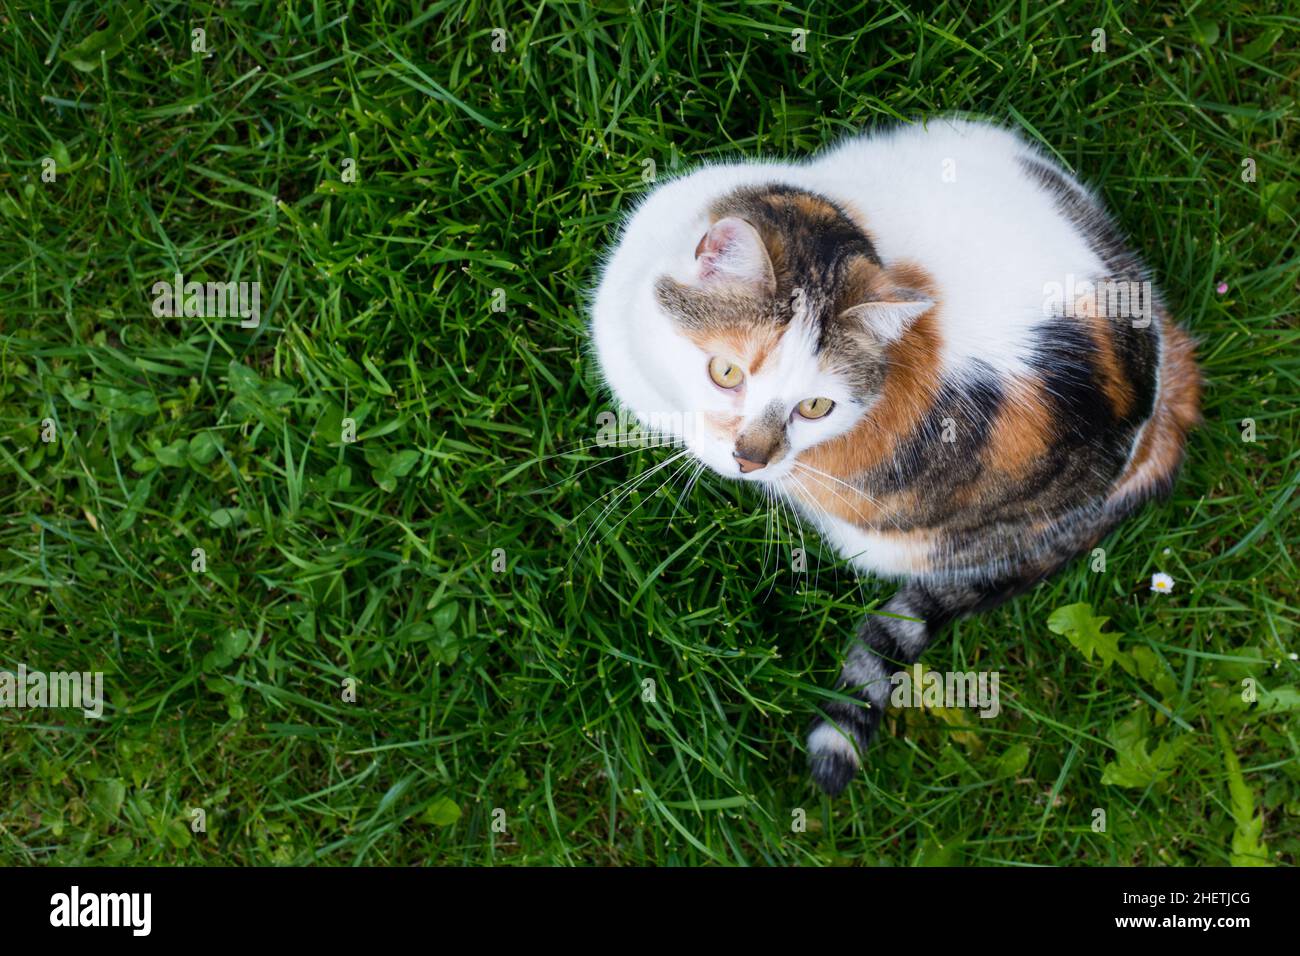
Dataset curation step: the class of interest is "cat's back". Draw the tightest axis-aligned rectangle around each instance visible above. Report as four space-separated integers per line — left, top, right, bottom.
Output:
790 119 1198 578
798 119 1111 373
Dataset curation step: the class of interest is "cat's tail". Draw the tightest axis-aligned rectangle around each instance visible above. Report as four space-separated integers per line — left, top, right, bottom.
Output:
1106 316 1202 514
808 575 1036 795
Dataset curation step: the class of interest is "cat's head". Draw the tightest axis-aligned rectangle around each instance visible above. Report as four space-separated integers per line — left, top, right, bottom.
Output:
591 182 933 482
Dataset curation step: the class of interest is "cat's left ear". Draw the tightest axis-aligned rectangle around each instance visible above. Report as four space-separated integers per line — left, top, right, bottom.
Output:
840 292 934 344
838 257 934 342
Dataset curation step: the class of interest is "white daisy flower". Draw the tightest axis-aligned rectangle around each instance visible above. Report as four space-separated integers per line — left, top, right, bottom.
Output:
1150 572 1175 594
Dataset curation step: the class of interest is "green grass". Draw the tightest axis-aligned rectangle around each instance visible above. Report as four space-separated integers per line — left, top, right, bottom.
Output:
1 0 1297 866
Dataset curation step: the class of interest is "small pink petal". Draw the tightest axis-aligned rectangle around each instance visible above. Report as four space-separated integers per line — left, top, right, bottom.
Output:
1216 281 1228 294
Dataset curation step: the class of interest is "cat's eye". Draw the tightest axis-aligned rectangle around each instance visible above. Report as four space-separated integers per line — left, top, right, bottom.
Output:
797 397 835 420
708 356 744 389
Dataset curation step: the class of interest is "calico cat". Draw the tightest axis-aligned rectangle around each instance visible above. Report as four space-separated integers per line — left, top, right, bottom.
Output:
588 118 1200 795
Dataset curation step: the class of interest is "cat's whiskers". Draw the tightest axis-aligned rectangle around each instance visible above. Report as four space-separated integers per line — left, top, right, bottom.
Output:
761 483 785 600
562 441 687 528
792 459 884 511
763 483 784 588
536 438 683 492
758 484 773 583
667 459 709 530
793 460 911 536
575 447 690 537
776 471 818 607
568 449 691 565
788 461 874 524
781 467 873 614
769 475 815 609
599 452 700 545
528 417 692 462
525 431 671 464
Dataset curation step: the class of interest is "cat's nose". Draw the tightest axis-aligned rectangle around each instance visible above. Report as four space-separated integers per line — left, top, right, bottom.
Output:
733 451 767 473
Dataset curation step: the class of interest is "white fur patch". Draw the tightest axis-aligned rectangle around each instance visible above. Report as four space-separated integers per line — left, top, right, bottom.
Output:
883 595 929 652
796 511 933 578
808 722 861 763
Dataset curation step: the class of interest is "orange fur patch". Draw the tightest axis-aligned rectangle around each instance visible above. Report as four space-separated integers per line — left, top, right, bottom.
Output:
790 192 837 220
702 411 741 440
890 261 940 300
985 377 1053 479
795 298 943 527
1077 299 1136 418
685 325 785 377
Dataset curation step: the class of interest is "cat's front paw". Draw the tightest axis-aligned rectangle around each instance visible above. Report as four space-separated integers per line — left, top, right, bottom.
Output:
807 703 879 796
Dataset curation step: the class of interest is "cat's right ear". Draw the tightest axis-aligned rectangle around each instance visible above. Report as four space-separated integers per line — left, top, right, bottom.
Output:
690 217 776 295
